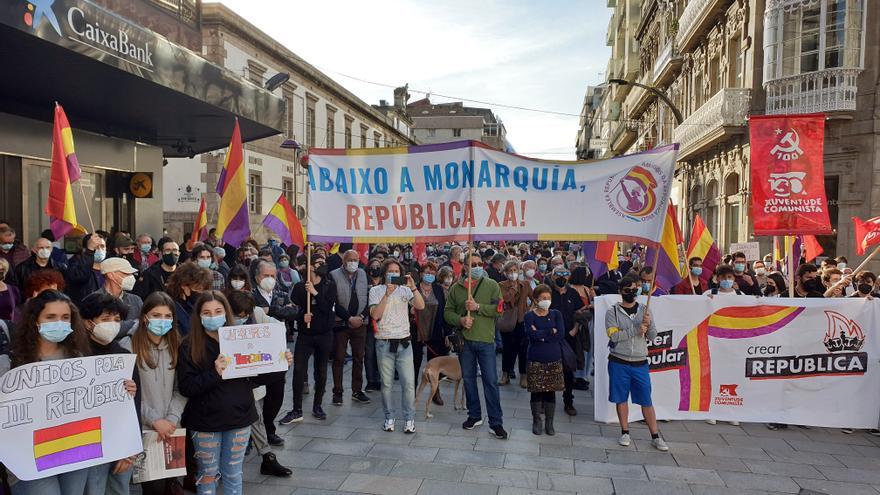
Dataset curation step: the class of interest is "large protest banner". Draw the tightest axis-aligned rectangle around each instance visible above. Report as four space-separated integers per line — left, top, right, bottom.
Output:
593 296 880 428
0 354 143 480
306 141 677 244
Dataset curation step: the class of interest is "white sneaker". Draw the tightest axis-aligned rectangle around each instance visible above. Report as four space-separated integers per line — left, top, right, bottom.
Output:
404 420 416 434
618 433 632 447
705 419 717 425
729 421 740 426
651 437 669 452
383 419 395 432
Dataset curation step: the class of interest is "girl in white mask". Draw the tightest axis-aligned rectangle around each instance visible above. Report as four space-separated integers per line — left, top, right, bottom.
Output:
78 292 140 493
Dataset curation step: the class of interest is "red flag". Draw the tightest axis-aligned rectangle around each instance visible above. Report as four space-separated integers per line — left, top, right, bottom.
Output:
353 243 370 265
801 235 824 262
749 114 831 235
412 243 428 265
853 216 880 256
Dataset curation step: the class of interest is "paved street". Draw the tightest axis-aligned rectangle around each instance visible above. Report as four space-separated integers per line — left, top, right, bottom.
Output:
240 359 880 495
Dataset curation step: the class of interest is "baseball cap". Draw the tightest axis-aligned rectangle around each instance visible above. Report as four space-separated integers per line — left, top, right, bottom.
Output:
100 257 138 274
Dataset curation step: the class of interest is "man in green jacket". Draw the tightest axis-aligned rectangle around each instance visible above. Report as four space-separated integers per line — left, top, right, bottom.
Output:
444 252 508 439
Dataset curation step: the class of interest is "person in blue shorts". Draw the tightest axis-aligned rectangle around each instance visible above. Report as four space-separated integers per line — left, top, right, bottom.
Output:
605 274 668 452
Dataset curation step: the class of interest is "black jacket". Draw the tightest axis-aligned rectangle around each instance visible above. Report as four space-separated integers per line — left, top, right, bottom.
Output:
65 251 102 306
252 286 299 324
291 278 345 336
134 263 175 300
177 336 258 432
14 255 60 291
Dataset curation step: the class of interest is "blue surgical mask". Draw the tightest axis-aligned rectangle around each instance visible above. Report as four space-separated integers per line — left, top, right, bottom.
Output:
93 249 107 263
641 282 651 294
234 316 249 326
39 320 73 343
197 259 212 269
720 279 735 290
139 243 152 253
635 286 643 296
422 274 436 284
279 260 290 269
538 264 547 272
734 263 746 273
146 318 173 336
690 266 703 277
201 314 226 332
837 262 847 270
210 261 218 270
470 267 484 279
0 243 13 251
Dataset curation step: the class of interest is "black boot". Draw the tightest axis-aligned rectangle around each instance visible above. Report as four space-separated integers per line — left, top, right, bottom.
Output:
530 402 543 435
261 453 292 477
543 401 556 436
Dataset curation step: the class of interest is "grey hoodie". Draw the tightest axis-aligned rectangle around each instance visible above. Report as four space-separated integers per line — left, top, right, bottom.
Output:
122 338 187 428
605 302 657 363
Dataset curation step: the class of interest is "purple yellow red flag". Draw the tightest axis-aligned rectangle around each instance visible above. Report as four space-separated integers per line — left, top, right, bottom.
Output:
188 197 208 250
45 103 80 238
262 194 306 250
645 202 685 291
215 119 250 247
583 240 617 280
686 215 720 282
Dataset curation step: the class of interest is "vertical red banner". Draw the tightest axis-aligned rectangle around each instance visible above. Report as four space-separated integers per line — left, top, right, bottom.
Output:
749 114 831 235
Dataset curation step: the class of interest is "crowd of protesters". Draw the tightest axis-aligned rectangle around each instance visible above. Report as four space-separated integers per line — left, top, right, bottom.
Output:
0 221 875 492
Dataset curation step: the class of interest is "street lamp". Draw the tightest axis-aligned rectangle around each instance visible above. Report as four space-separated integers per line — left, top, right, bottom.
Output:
608 78 684 126
280 139 302 210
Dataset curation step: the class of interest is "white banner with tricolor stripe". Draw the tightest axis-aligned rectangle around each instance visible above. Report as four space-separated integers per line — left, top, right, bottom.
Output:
0 355 142 480
594 295 880 428
306 141 677 244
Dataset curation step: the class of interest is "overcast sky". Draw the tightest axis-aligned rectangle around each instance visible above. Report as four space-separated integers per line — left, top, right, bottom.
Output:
217 0 611 160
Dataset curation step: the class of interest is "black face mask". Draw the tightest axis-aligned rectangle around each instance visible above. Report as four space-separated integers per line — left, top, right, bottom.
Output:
803 278 823 293
621 292 637 303
858 283 873 295
162 253 179 266
554 277 567 288
315 265 329 277
764 286 777 296
370 266 381 277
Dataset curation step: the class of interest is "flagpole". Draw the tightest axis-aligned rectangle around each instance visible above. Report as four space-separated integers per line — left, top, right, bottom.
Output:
77 181 96 233
306 242 312 329
853 244 880 274
787 235 795 298
645 242 662 310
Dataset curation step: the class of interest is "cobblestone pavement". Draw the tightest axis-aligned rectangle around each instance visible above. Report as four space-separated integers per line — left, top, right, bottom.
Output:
239 359 880 495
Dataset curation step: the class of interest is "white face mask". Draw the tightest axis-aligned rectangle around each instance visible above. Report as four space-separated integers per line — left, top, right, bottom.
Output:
37 247 52 260
537 300 552 310
345 261 359 273
260 277 276 292
121 274 136 292
231 280 245 290
91 321 120 345
525 269 536 278
458 253 465 261
507 272 519 282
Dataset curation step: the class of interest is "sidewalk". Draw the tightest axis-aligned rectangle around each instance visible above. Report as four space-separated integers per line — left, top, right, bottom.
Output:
240 360 880 495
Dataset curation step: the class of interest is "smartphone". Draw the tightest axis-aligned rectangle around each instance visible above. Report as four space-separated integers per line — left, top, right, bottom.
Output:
389 276 406 285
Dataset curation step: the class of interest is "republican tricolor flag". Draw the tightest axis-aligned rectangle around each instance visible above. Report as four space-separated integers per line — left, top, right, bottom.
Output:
215 119 251 247
645 202 685 291
45 103 81 238
262 194 305 250
187 197 208 250
686 214 720 282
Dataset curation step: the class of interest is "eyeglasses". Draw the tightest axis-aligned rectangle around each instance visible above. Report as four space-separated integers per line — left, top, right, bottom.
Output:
554 271 570 277
621 288 638 295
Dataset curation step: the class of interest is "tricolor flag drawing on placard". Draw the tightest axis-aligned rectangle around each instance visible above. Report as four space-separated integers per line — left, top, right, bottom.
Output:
677 306 804 412
33 417 103 471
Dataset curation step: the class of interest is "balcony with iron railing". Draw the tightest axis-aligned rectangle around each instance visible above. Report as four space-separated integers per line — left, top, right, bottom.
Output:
675 0 727 52
652 38 683 86
672 88 750 160
765 68 861 115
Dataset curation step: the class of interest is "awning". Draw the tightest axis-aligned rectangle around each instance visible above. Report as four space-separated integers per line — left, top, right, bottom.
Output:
0 0 284 157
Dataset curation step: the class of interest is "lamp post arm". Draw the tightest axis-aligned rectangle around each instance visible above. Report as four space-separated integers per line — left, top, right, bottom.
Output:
626 81 684 126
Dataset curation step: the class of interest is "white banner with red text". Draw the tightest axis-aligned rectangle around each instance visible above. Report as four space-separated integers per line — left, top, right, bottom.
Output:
593 295 880 428
305 141 677 244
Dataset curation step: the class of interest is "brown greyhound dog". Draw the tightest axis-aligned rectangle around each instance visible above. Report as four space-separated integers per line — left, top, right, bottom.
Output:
416 355 464 419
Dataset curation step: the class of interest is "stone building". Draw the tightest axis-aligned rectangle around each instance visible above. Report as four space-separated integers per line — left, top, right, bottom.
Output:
407 98 514 152
162 3 416 243
584 0 876 257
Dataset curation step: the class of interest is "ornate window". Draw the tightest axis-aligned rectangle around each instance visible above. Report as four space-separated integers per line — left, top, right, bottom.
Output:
724 173 741 247
764 0 865 81
706 180 719 238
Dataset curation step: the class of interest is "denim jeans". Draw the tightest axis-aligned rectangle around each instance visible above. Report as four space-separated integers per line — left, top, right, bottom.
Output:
84 460 134 495
576 319 594 379
375 339 415 421
459 340 504 427
11 469 88 495
364 330 380 385
191 427 250 495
